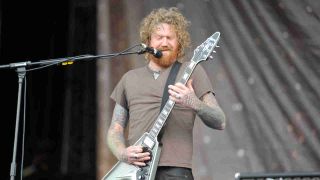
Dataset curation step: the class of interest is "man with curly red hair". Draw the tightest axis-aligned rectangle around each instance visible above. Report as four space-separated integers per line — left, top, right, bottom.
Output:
107 7 226 180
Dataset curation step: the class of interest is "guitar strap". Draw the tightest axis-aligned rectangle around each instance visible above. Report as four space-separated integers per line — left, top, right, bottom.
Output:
158 61 181 142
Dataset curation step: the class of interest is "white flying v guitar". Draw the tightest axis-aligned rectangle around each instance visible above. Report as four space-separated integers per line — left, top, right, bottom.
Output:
102 32 221 180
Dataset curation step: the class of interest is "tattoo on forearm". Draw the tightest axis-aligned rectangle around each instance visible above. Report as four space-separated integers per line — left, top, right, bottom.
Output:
119 149 128 162
107 104 129 161
193 93 226 130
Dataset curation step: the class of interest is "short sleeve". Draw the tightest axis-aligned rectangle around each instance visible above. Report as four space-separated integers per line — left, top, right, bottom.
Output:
191 64 215 98
110 74 128 110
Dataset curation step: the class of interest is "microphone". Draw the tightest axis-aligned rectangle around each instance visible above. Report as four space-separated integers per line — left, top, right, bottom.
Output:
140 43 162 58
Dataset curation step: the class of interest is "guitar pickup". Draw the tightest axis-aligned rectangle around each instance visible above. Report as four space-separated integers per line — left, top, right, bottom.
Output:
143 136 155 149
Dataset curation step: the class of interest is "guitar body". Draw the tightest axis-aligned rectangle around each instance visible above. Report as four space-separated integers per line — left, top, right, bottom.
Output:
101 32 220 180
101 132 161 180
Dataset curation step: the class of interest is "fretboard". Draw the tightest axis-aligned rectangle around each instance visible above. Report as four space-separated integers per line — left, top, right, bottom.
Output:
148 60 199 139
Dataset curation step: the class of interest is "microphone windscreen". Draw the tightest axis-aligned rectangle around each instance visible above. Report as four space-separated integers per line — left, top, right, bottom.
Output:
154 51 162 58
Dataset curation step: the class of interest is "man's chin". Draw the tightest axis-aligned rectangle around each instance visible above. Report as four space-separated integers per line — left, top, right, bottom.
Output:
156 58 176 68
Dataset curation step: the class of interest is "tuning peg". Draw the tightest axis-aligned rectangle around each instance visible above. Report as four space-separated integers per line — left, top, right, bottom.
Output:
216 45 220 48
209 55 214 59
212 50 216 53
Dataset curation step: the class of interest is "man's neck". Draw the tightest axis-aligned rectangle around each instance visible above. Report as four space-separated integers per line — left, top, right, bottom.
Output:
148 60 165 72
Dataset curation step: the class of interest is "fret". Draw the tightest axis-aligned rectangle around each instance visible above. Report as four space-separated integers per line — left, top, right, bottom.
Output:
155 124 161 129
156 120 162 126
151 125 158 131
154 125 160 130
165 105 171 110
149 127 160 136
156 122 163 129
163 103 170 109
159 113 167 120
156 120 163 126
185 67 192 75
188 61 196 68
182 73 189 81
160 114 167 120
158 117 164 124
149 131 156 138
168 99 174 106
162 109 169 115
151 129 158 134
164 105 171 112
162 109 168 115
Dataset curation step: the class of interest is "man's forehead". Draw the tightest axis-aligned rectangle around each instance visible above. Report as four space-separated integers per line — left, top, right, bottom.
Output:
152 23 176 35
154 23 173 30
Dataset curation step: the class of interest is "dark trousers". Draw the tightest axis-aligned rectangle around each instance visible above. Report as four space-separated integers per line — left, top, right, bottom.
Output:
155 166 194 180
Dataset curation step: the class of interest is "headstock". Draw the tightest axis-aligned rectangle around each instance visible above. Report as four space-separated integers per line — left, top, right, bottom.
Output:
192 32 220 64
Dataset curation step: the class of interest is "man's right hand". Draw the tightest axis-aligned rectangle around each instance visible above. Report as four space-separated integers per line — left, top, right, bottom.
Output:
120 145 151 166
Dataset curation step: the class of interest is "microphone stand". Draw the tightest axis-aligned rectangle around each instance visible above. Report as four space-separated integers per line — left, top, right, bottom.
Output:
0 44 145 180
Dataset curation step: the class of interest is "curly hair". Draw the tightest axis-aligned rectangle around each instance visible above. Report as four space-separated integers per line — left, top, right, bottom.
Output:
139 7 191 59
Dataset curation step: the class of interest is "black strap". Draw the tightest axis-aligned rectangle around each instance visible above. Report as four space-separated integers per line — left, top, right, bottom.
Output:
160 61 181 111
158 61 181 141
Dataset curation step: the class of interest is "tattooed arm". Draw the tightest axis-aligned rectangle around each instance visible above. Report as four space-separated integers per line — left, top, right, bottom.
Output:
107 103 128 161
168 79 226 130
107 103 150 166
194 92 226 129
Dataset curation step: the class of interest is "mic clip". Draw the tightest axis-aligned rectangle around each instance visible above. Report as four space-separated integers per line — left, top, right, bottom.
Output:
138 43 162 58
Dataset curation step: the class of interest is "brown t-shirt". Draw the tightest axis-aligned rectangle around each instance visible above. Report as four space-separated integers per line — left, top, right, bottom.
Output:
110 61 214 169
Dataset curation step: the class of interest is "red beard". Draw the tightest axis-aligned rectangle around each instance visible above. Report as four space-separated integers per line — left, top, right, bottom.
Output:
151 49 177 68
154 57 175 67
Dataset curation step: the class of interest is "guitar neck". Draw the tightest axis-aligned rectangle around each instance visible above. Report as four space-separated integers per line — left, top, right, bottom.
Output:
148 60 199 139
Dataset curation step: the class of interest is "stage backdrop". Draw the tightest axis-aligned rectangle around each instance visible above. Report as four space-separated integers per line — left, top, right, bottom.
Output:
96 0 320 180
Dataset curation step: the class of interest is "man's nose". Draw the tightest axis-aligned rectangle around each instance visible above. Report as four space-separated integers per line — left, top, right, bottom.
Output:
161 37 169 46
